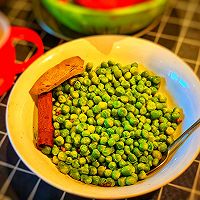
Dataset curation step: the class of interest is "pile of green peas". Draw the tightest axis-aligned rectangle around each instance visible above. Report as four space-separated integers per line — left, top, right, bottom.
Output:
41 60 182 187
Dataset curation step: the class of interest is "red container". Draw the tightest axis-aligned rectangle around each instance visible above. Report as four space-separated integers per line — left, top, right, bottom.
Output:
75 0 147 10
0 13 44 96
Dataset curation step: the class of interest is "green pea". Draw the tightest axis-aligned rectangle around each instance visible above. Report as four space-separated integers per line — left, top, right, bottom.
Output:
90 75 99 85
58 95 67 103
88 142 97 151
111 170 121 180
129 118 139 127
108 162 117 170
98 155 105 163
101 93 110 102
95 126 102 134
152 150 162 160
118 177 126 186
57 151 67 161
115 86 125 96
117 108 127 117
121 165 135 176
86 110 94 118
134 102 142 110
115 149 124 156
150 110 162 120
58 161 71 174
158 143 168 152
53 122 60 130
98 102 107 110
112 154 122 162
85 62 93 71
64 156 72 165
152 158 160 166
104 118 114 128
79 164 90 174
100 76 109 84
147 141 154 152
72 159 80 169
133 147 142 157
64 84 70 92
137 170 146 180
91 149 101 159
92 176 100 185
166 136 174 145
87 125 95 134
107 128 115 135
131 62 138 68
125 175 138 185
159 123 168 132
89 134 99 142
103 155 112 164
69 150 77 158
140 129 149 139
61 105 70 115
107 87 115 96
146 101 156 111
102 147 112 156
41 146 51 155
97 137 107 145
89 166 97 175
124 124 133 132
80 145 88 154
117 159 125 168
139 142 148 152
116 141 124 150
113 69 122 79
51 145 59 155
120 80 130 89
159 134 167 141
97 166 106 176
87 117 95 125
96 117 104 126
122 131 131 139
55 136 64 146
93 105 101 114
83 175 93 184
171 112 180 121
103 169 111 177
107 138 116 147
78 157 86 166
113 80 121 88
52 156 59 164
111 134 120 141
123 71 131 80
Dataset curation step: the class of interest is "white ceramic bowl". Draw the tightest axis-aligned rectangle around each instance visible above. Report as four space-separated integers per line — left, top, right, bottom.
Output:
6 35 200 199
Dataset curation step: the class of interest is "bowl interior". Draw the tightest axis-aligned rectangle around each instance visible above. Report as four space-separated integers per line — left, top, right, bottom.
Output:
6 36 200 199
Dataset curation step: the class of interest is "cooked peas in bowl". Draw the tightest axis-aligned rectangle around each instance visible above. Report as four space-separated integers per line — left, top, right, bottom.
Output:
41 60 182 187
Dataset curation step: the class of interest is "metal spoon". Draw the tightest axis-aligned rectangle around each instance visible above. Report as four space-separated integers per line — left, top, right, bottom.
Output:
147 118 200 175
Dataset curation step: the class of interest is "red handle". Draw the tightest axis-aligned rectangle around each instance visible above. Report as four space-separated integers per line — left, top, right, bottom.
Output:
10 26 44 74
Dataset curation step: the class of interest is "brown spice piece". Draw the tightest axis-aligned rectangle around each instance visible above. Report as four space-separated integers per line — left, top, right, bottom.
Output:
29 56 84 95
37 91 54 148
31 56 85 149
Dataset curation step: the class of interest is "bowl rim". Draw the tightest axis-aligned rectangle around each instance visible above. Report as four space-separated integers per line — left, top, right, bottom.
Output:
6 35 200 199
42 0 167 15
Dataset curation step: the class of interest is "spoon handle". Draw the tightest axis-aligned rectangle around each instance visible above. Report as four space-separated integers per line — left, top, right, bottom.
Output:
168 118 200 155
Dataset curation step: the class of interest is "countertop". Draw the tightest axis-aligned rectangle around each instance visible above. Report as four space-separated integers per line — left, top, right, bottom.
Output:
0 0 200 199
